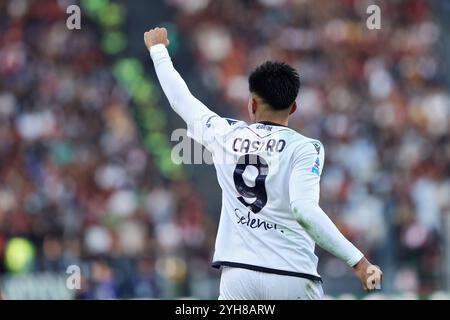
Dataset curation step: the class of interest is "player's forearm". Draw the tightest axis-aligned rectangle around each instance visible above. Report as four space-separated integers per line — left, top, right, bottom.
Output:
291 199 364 267
149 44 211 124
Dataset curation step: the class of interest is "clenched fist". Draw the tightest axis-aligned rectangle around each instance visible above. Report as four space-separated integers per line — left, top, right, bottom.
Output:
144 27 170 49
353 257 383 291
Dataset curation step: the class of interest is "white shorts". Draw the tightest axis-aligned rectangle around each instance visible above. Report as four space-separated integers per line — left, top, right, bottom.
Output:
219 267 324 300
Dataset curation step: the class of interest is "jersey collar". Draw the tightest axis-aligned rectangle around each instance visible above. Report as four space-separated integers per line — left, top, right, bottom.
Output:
257 121 288 128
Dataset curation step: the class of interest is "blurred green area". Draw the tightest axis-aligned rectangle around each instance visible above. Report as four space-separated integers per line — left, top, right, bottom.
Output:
81 0 183 179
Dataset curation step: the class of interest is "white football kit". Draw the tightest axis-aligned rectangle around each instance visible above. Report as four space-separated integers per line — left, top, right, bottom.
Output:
150 44 364 300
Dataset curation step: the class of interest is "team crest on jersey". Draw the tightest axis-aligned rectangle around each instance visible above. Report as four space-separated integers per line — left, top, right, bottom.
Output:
312 142 321 154
312 157 321 176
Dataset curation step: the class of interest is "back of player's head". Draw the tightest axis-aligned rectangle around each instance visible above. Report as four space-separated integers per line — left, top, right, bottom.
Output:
249 61 300 111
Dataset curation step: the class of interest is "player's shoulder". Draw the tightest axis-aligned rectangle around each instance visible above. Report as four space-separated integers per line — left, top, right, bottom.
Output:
207 116 247 134
208 116 246 128
286 130 324 157
224 117 245 127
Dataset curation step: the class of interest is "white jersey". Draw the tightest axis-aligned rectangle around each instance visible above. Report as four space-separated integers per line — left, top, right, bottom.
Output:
149 43 363 285
189 115 324 281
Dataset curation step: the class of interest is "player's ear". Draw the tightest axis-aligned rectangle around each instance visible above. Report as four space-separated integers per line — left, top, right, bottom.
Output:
289 101 297 115
252 97 258 114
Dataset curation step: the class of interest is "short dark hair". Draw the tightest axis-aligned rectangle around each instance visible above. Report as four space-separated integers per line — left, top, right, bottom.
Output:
249 61 300 111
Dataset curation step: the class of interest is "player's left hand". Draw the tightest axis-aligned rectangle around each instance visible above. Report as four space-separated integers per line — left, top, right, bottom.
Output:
144 27 170 49
353 257 383 291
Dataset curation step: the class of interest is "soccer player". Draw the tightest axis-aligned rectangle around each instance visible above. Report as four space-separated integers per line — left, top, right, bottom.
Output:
144 27 383 300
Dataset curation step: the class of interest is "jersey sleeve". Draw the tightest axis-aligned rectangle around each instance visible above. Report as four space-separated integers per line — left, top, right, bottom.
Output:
289 141 364 267
289 141 325 205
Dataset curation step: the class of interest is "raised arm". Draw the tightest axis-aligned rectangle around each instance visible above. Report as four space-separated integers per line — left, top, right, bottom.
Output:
144 27 216 127
289 142 383 290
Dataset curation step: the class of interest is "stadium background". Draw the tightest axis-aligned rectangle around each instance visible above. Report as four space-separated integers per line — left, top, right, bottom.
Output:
0 0 449 299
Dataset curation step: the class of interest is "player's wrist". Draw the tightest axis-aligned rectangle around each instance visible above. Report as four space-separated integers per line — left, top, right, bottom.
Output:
149 43 170 62
149 43 167 53
352 256 369 271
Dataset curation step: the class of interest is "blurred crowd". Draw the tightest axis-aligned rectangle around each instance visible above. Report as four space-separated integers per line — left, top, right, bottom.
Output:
0 0 449 299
